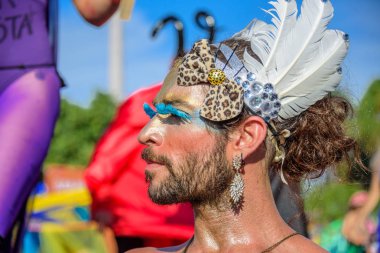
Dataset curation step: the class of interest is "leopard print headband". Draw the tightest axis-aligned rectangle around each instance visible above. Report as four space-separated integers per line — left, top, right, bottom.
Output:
177 39 244 122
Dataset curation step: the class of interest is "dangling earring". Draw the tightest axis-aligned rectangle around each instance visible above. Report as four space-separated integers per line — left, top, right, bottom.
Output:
230 154 244 206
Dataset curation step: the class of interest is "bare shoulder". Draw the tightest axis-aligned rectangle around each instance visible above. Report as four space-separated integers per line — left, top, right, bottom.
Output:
283 234 327 253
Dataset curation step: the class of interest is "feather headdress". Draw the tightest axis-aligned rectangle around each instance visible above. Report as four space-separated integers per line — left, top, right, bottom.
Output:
234 0 349 121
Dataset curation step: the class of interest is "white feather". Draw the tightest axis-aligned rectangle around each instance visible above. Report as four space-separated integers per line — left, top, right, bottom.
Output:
260 0 298 70
269 0 334 84
232 19 268 41
239 0 347 120
280 30 348 97
279 72 341 119
233 19 271 74
278 30 348 119
239 0 297 78
243 49 264 74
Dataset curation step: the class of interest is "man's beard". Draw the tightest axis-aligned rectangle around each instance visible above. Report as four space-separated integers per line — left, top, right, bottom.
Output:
141 137 234 206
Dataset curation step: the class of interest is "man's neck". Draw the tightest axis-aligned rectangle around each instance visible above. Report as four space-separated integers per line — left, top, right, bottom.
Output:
190 167 294 252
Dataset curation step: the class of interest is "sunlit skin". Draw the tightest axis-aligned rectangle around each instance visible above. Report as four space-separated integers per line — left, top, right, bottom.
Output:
130 68 327 252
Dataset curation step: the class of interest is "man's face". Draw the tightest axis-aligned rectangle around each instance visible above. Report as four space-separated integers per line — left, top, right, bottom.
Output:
138 68 234 205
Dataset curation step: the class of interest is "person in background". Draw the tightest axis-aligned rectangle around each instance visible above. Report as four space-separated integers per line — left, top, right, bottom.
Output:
320 191 376 253
343 147 380 251
0 1 120 252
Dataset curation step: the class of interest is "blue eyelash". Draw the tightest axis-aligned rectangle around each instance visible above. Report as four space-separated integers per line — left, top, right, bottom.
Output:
143 103 157 119
143 102 191 120
156 103 191 120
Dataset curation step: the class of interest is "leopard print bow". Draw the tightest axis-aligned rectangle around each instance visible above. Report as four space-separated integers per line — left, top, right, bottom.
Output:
177 39 244 122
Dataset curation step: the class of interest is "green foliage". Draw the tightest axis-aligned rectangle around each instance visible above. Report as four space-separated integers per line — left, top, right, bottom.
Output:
337 80 380 187
44 92 116 167
304 81 379 225
357 80 380 154
304 182 362 224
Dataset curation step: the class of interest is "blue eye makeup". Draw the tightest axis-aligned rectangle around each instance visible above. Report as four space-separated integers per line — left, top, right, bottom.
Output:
143 103 157 119
143 103 191 120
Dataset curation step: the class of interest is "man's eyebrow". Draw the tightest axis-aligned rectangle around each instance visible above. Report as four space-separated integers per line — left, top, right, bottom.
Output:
153 99 194 110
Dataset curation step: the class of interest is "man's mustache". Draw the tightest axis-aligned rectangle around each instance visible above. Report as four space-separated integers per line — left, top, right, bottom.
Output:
141 148 173 169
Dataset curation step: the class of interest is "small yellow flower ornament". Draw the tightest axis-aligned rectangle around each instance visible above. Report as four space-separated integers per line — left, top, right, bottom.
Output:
208 69 226 86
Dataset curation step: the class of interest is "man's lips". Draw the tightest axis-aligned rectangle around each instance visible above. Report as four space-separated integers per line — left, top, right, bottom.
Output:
144 158 164 165
143 158 166 171
145 162 165 172
141 148 170 171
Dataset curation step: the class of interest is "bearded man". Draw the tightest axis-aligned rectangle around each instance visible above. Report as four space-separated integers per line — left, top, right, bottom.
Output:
128 0 363 251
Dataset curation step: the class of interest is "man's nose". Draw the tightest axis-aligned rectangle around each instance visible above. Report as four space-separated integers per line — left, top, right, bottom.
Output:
138 120 164 147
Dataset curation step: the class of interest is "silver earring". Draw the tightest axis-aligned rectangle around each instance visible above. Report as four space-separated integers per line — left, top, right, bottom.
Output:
230 154 244 205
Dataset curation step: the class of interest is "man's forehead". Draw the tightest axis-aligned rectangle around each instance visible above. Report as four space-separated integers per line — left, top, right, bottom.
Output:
154 68 206 109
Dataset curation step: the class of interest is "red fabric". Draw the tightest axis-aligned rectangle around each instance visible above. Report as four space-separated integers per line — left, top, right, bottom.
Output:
84 84 194 240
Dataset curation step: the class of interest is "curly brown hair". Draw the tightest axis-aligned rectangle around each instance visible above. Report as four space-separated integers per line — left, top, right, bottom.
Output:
272 95 364 182
208 39 364 182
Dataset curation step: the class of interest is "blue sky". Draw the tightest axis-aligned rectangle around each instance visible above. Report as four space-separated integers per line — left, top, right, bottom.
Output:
58 0 380 107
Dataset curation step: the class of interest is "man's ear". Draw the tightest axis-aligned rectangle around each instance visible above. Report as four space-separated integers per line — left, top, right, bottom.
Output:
230 116 267 154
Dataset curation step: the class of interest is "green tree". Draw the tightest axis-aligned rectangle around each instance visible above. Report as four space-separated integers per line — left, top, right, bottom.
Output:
357 80 380 154
344 80 380 187
44 92 116 167
304 182 361 224
304 80 380 224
